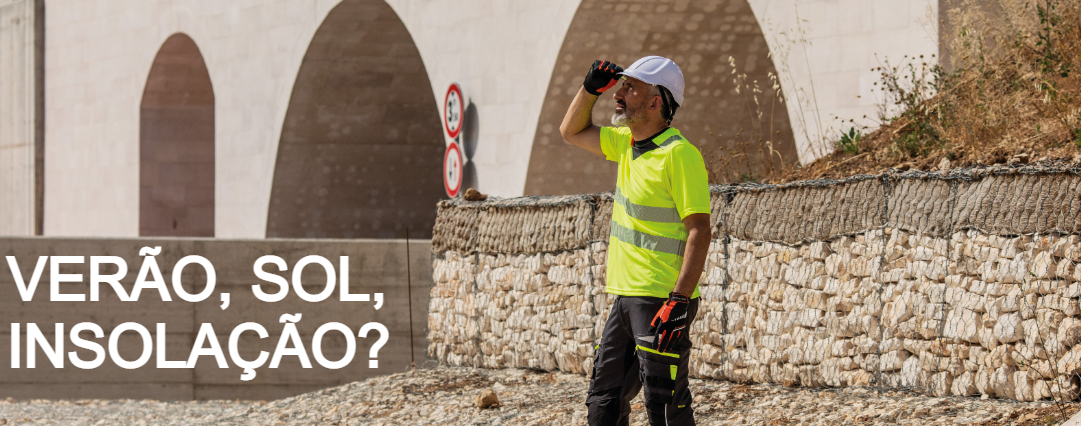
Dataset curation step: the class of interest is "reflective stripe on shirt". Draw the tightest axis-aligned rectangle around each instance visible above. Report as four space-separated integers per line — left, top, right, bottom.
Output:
657 135 682 148
614 188 683 223
610 220 687 257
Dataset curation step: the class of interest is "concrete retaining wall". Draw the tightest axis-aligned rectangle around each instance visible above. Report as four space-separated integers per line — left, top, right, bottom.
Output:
0 237 430 400
428 166 1081 401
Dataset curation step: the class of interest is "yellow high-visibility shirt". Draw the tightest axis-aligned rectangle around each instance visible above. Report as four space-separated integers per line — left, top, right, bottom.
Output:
600 126 711 299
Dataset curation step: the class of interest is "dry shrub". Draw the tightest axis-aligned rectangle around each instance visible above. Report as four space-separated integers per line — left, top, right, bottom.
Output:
782 0 1081 182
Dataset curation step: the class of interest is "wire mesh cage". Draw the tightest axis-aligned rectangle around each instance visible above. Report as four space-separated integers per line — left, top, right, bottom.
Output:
429 164 1081 402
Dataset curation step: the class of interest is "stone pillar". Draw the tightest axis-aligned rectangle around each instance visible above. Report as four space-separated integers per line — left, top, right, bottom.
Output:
0 0 42 236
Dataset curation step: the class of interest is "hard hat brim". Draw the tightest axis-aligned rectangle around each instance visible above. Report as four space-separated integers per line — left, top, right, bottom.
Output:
617 69 655 86
618 69 684 105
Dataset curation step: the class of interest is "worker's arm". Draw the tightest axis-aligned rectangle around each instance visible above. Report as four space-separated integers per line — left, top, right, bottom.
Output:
672 213 711 297
558 87 604 157
650 212 711 352
560 60 623 157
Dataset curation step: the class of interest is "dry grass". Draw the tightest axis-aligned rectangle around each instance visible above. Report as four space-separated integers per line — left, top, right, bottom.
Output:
706 57 791 184
745 0 1081 183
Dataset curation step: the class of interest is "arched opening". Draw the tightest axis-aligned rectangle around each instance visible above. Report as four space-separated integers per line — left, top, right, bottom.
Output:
139 33 215 237
266 0 444 239
524 0 798 195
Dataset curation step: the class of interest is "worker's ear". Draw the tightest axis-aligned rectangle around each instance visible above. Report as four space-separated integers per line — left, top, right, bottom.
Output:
650 95 663 112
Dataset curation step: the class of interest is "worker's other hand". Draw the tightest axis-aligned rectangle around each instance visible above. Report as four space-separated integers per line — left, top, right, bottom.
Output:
583 60 623 95
648 292 689 353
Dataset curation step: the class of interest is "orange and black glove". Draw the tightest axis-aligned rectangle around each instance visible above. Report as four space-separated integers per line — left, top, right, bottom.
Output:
649 292 690 353
583 60 623 95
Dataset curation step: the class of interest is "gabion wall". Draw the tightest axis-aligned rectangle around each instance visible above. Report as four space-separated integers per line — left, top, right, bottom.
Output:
428 166 1081 401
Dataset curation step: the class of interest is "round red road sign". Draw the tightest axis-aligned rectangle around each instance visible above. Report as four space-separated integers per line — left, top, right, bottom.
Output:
444 141 463 197
444 83 463 139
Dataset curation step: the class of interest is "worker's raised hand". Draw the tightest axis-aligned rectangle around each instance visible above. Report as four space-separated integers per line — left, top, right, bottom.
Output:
648 292 690 353
583 60 623 95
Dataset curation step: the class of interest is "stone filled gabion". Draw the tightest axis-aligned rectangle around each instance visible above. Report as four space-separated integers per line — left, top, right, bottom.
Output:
432 195 595 255
429 166 1081 402
429 247 608 373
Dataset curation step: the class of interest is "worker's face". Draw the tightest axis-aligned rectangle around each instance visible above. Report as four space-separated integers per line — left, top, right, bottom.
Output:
612 77 659 127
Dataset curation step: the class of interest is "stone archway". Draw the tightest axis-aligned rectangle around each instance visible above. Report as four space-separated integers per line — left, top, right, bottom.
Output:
524 0 798 195
139 33 215 237
266 0 444 239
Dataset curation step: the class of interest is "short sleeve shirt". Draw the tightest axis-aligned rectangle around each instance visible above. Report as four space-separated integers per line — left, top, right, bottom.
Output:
599 126 711 299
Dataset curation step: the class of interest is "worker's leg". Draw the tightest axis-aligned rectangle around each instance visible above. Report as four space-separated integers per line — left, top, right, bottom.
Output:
623 296 700 426
644 341 695 426
586 296 641 426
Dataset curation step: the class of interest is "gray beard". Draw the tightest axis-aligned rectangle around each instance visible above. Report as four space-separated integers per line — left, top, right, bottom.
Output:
612 103 647 127
611 112 631 126
609 109 639 126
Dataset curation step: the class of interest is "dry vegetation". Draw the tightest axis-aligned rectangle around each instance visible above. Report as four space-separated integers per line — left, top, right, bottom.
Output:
715 0 1081 184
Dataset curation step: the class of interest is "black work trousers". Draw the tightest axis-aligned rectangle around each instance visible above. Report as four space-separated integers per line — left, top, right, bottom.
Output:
586 295 699 426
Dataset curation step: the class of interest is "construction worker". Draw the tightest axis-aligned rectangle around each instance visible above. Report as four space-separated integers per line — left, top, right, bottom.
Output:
560 56 711 426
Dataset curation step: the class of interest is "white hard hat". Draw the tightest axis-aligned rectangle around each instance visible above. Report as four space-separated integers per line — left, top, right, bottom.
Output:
619 56 685 106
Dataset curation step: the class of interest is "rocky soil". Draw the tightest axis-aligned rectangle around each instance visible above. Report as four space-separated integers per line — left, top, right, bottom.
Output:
2 366 1079 425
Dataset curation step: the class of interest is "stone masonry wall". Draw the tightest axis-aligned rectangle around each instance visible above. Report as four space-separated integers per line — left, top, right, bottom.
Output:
428 166 1081 401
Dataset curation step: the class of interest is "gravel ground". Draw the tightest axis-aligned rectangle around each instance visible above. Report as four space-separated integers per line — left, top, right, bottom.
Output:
2 367 1080 425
